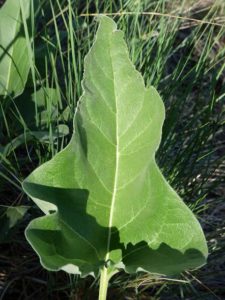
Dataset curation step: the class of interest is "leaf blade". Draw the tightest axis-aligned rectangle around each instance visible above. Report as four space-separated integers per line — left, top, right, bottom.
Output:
23 16 208 277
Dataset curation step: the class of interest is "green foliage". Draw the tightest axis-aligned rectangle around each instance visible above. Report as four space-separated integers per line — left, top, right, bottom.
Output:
0 205 29 242
0 0 224 299
0 0 31 98
23 17 207 294
7 87 61 134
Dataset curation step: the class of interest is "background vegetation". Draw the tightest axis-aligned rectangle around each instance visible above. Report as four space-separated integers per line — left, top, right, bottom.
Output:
0 0 224 299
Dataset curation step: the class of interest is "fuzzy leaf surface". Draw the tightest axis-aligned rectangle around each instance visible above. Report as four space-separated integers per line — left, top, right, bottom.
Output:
23 16 208 277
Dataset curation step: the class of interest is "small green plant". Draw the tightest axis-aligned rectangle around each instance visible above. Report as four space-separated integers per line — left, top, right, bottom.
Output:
23 16 207 300
0 205 29 242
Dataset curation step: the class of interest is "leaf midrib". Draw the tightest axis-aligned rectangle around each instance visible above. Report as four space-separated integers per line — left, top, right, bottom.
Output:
105 29 119 263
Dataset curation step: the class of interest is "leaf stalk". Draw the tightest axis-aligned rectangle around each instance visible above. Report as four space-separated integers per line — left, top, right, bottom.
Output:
98 266 110 300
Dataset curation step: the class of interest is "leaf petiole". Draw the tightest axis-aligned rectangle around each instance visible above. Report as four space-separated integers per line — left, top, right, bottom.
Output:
98 265 118 300
98 266 109 300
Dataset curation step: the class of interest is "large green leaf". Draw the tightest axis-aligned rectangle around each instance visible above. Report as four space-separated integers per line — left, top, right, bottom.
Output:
23 16 208 278
0 0 30 97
